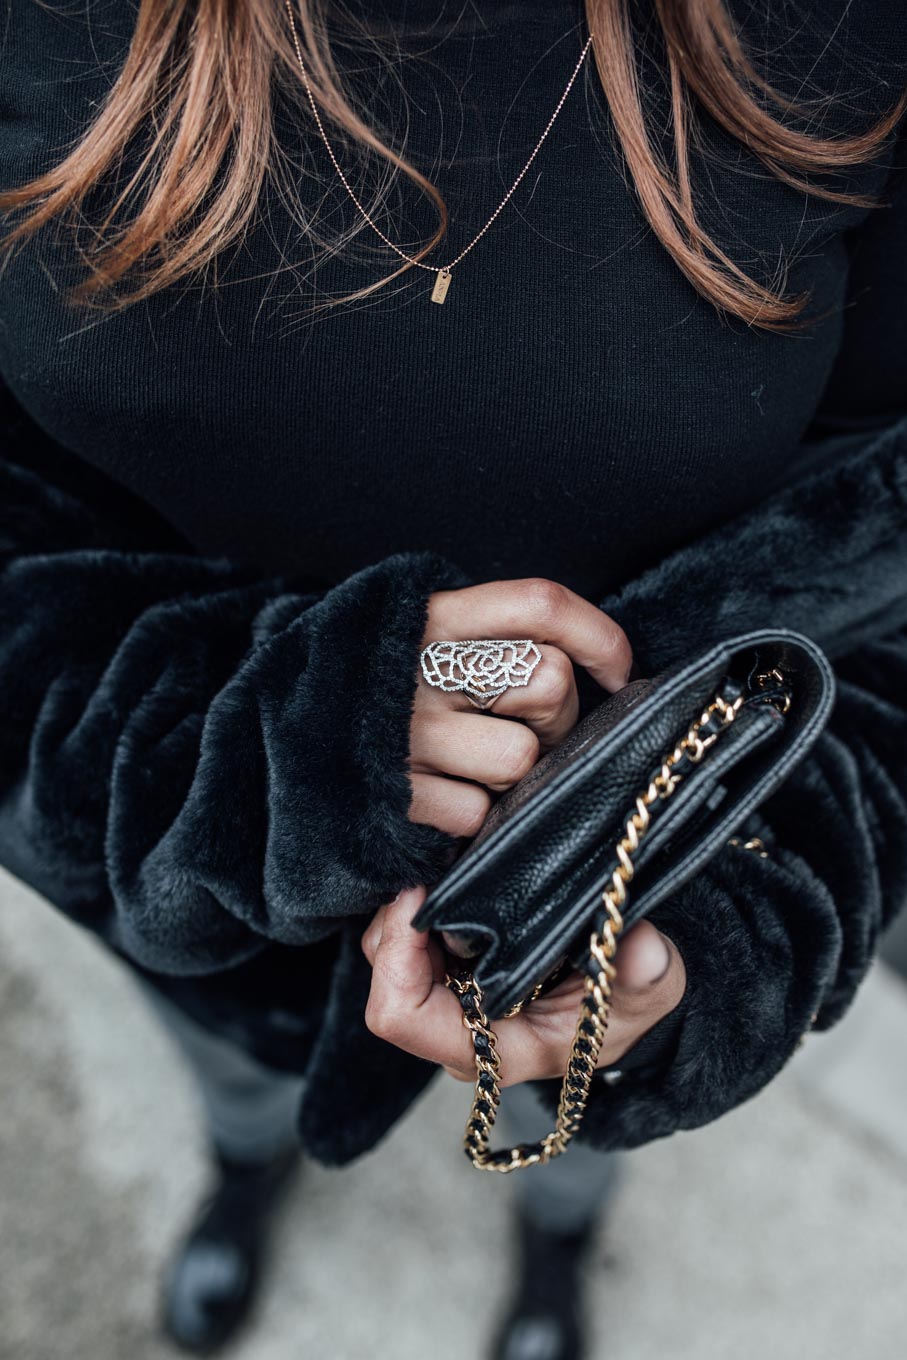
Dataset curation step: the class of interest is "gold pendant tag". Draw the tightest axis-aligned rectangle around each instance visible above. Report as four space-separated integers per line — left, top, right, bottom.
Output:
431 268 452 305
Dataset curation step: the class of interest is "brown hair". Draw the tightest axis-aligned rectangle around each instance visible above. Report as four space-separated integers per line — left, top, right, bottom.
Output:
1 0 904 330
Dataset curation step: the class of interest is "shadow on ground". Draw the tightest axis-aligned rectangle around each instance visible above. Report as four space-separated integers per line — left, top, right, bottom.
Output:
2 868 906 1360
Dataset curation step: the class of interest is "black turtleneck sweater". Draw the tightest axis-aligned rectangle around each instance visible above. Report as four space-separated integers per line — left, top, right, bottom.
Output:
1 3 907 1165
1 0 905 600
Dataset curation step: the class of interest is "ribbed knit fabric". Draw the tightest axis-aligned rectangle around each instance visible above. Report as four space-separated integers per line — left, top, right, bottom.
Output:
0 0 905 599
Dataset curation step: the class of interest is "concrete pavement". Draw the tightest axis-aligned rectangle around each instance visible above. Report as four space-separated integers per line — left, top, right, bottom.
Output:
1 866 906 1360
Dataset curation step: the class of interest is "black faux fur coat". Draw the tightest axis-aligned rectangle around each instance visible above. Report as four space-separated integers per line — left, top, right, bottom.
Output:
1 377 906 1164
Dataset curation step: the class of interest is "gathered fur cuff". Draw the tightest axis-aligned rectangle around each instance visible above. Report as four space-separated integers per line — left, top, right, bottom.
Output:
297 420 907 1163
0 454 468 973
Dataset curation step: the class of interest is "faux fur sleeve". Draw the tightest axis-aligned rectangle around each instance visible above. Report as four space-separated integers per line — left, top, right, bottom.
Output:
296 410 907 1168
566 419 907 1152
573 621 907 1152
0 385 466 974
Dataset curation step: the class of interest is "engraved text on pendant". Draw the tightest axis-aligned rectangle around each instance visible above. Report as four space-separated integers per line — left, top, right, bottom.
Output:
431 269 452 305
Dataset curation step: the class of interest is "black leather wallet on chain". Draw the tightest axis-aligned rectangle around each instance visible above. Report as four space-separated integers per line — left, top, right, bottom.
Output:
414 627 835 1172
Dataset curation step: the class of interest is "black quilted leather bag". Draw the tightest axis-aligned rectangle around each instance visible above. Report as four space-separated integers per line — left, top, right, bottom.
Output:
414 628 835 1172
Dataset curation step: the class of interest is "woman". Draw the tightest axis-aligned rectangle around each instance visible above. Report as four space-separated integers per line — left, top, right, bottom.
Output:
1 2 906 1357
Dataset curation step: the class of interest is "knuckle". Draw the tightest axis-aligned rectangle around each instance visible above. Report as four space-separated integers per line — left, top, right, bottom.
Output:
493 725 540 786
364 983 411 1040
360 923 377 956
457 788 492 838
531 648 573 706
364 997 395 1039
603 618 633 678
521 577 568 627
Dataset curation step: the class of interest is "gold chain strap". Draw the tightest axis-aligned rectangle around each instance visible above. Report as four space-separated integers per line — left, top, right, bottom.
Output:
445 684 751 1173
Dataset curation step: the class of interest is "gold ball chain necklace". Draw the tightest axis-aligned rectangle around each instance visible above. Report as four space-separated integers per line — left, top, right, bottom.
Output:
283 0 595 305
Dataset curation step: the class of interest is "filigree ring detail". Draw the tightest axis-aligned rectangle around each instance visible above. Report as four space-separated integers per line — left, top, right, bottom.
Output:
419 639 543 710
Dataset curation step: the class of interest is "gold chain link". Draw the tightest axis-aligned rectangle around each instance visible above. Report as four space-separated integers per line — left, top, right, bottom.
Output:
728 835 770 857
447 685 749 1173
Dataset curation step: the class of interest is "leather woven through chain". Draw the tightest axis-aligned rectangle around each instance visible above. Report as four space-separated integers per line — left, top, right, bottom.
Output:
446 682 756 1174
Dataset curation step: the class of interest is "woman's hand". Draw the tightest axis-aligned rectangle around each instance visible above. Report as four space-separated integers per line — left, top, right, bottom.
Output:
389 581 659 1082
409 578 633 837
362 888 687 1082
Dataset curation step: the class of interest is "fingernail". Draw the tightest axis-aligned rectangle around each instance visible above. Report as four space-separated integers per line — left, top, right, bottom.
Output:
644 931 672 984
624 928 671 988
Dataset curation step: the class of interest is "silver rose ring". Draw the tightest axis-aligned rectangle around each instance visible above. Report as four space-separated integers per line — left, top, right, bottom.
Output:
419 639 543 711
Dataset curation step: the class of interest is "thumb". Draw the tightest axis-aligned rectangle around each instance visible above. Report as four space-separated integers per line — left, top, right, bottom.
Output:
614 920 672 990
609 920 686 1021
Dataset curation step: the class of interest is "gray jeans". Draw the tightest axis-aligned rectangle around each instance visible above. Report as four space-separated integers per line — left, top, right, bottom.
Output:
141 985 620 1234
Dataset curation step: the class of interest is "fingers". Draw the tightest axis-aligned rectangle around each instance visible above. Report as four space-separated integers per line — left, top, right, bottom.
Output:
612 919 676 993
595 922 687 1068
410 708 541 792
361 889 554 1081
485 921 686 1081
409 578 632 834
362 888 477 1073
486 643 579 749
425 578 633 694
361 898 686 1089
411 640 577 776
408 772 491 837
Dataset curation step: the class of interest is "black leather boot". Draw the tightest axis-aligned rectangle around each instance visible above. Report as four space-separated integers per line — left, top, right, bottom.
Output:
491 1212 597 1360
161 1145 301 1354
